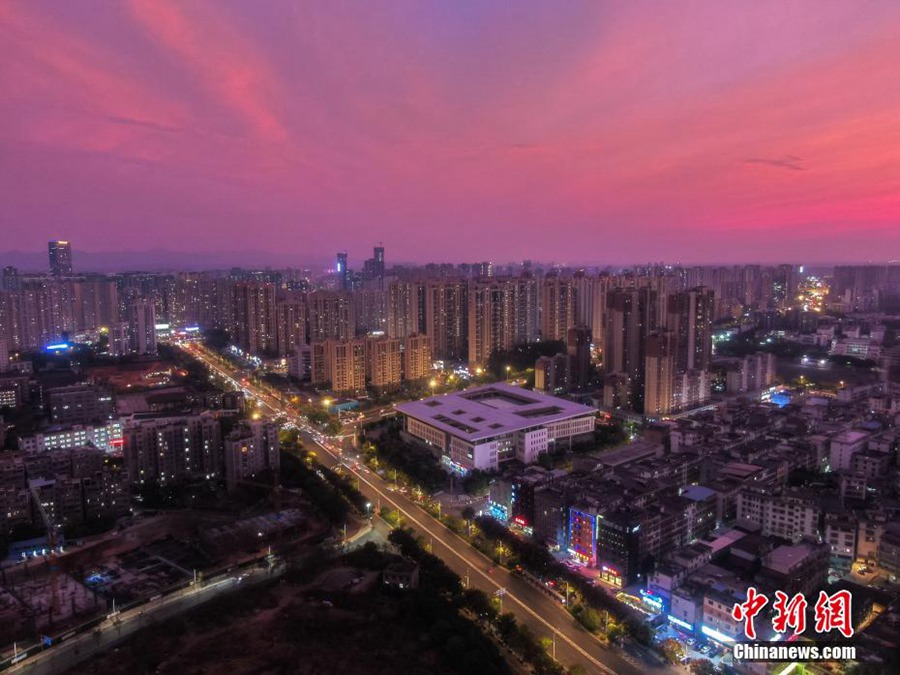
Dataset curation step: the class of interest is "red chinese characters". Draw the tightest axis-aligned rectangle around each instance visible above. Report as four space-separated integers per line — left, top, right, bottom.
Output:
732 587 769 640
813 590 854 639
771 591 807 636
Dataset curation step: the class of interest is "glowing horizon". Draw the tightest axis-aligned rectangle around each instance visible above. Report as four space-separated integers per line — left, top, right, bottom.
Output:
2 1 899 265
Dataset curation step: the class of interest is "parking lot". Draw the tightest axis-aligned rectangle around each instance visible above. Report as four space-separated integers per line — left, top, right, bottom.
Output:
653 622 727 670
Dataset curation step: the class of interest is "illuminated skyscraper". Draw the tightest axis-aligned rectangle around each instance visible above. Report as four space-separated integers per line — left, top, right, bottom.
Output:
48 240 73 276
336 252 350 290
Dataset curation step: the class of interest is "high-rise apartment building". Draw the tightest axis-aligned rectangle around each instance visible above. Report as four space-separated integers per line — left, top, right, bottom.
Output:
223 420 280 491
354 289 386 334
130 300 158 355
275 292 307 357
387 281 424 339
468 276 539 366
48 384 115 425
310 341 328 385
108 322 130 357
666 287 714 372
644 331 676 417
308 291 355 342
367 335 402 391
541 275 576 342
535 353 570 394
48 240 73 276
230 282 277 355
604 286 658 412
325 338 367 394
124 412 223 485
424 280 468 361
567 325 592 390
74 277 118 330
402 333 433 382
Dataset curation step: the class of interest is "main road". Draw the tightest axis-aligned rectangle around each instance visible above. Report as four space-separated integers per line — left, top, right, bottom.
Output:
5 563 282 675
180 342 671 675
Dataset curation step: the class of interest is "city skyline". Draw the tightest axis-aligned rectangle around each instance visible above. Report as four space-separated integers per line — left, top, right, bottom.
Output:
3 1 900 264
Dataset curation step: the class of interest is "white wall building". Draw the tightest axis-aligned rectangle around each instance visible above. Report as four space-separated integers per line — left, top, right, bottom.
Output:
396 383 595 473
829 429 871 471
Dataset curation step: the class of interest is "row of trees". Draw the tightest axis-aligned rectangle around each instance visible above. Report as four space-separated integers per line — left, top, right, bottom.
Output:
362 419 448 492
486 340 566 378
388 528 572 675
473 516 654 645
279 443 365 525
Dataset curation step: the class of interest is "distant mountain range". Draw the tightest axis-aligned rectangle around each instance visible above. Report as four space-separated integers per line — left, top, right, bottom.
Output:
0 249 331 273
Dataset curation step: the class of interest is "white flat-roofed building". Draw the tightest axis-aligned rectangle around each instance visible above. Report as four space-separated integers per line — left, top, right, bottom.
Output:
396 383 595 473
829 429 871 471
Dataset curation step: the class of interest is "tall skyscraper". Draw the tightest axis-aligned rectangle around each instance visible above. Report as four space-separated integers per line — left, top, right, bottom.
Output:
48 240 73 276
373 245 385 277
362 245 386 290
336 252 350 290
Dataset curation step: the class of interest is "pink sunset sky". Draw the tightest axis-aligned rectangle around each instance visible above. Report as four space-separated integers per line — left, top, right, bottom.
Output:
1 0 899 265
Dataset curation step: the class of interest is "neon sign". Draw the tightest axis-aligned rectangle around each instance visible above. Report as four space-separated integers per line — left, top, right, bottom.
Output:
668 615 693 631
